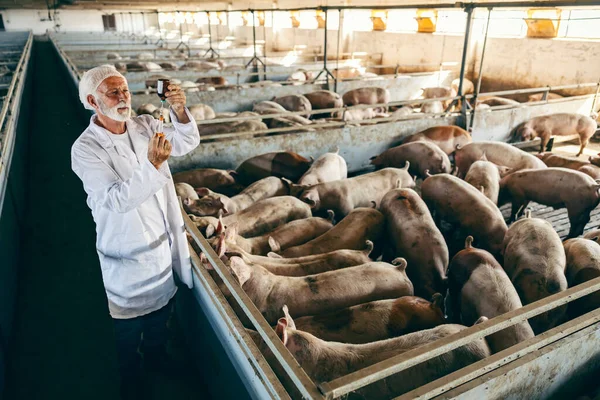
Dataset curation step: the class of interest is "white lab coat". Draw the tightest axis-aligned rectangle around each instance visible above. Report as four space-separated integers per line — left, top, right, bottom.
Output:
71 109 200 318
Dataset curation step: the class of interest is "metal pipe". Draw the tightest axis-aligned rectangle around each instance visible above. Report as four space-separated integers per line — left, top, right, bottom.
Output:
318 275 600 399
453 5 474 124
336 9 343 92
469 7 492 132
590 79 600 116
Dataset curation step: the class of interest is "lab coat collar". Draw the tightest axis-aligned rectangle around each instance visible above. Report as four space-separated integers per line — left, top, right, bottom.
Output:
88 114 145 152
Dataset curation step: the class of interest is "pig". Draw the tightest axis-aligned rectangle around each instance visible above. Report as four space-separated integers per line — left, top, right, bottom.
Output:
253 100 288 115
454 141 547 178
448 236 535 353
274 208 384 258
287 70 307 83
527 92 563 102
114 62 127 73
370 142 451 178
337 107 386 121
583 229 600 242
137 52 154 60
537 152 600 180
188 176 290 216
420 100 444 114
563 238 600 317
190 196 311 238
172 168 243 196
402 125 472 155
196 76 228 86
259 315 490 399
298 167 415 218
379 189 449 299
235 151 312 185
391 106 414 118
296 149 347 186
106 52 121 60
589 154 600 167
500 168 600 237
151 108 170 123
464 154 511 204
502 213 568 333
421 173 507 256
181 81 199 92
272 95 312 118
303 90 343 118
174 182 198 201
143 62 162 72
342 87 391 112
180 60 220 71
188 104 216 121
514 113 597 156
289 295 446 344
159 62 179 71
451 78 474 95
477 96 521 107
215 238 373 276
216 216 333 256
421 87 453 99
198 120 268 136
267 115 312 130
136 103 157 115
222 255 414 324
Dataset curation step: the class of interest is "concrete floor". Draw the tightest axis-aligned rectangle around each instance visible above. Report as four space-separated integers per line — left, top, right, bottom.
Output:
3 40 208 400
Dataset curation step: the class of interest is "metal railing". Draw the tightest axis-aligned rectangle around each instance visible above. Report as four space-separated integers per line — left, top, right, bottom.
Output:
0 31 33 215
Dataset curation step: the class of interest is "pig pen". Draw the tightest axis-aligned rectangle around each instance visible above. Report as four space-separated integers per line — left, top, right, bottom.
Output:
52 30 600 399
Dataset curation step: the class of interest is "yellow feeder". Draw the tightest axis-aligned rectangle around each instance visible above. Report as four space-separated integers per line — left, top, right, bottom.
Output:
290 11 301 28
216 11 226 25
525 8 561 38
257 11 266 27
370 10 388 31
316 10 326 29
415 9 438 33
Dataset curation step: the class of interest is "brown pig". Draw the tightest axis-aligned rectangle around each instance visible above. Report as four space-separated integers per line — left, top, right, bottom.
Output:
272 94 312 118
288 295 446 344
500 168 600 237
477 96 521 107
421 173 507 256
296 149 347 187
215 238 373 276
563 238 600 317
537 152 600 180
217 216 333 256
187 176 290 216
454 141 547 178
221 255 414 324
379 188 449 299
502 213 567 333
448 236 535 353
420 101 444 114
236 151 312 185
173 168 244 196
252 100 288 115
190 196 312 238
174 182 199 201
342 87 391 112
304 90 343 118
464 154 511 204
514 113 597 156
589 153 600 167
370 141 451 178
402 125 472 155
298 167 414 217
583 229 600 242
196 76 228 86
275 207 384 258
258 315 490 399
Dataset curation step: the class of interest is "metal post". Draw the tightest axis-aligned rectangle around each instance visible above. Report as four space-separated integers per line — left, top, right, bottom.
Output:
445 4 474 128
139 12 150 44
176 13 191 57
245 10 267 80
203 12 219 58
155 11 165 47
469 7 492 132
313 7 336 89
129 12 136 39
335 9 343 92
591 79 600 118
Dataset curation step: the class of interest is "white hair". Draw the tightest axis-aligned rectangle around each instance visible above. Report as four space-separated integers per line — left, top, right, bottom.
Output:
78 64 126 110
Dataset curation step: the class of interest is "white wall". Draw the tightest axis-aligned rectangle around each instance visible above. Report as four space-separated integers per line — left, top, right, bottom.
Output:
0 9 157 35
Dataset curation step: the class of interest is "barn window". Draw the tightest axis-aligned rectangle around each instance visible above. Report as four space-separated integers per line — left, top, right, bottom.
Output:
102 14 116 32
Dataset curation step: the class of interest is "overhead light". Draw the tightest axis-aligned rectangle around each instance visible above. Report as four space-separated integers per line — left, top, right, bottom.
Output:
371 10 388 31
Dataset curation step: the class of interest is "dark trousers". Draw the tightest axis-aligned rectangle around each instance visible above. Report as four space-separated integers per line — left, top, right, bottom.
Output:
112 299 173 383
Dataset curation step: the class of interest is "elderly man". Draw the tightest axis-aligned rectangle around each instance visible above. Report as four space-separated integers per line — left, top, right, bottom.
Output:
71 65 199 396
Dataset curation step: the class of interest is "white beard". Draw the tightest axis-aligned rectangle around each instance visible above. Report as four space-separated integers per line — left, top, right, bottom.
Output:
96 97 131 122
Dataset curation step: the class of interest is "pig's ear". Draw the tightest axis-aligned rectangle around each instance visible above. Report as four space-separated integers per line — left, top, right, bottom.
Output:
465 236 474 249
224 223 239 242
402 161 410 171
474 316 488 325
590 236 600 243
195 187 211 197
424 169 432 178
275 317 289 346
326 210 335 223
229 256 252 287
479 186 485 194
363 240 374 256
309 156 315 162
370 201 377 208
215 198 230 215
455 143 463 151
282 305 296 330
268 236 281 252
183 197 193 206
267 251 283 259
301 193 317 208
333 146 340 154
480 153 488 161
525 209 532 218
228 170 239 179
206 217 223 238
200 252 214 270
431 293 443 309
391 257 407 272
